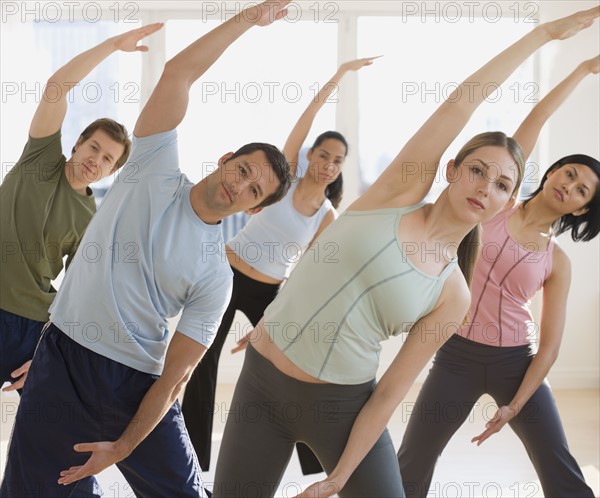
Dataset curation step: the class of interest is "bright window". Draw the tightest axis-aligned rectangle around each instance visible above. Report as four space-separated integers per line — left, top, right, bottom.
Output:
1 20 142 197
165 19 338 184
357 16 534 198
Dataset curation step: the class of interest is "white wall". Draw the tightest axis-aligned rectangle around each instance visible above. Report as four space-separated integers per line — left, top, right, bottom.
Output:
539 1 600 389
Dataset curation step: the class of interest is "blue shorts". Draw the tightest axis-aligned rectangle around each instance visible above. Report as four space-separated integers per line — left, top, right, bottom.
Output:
0 308 45 388
1 323 208 498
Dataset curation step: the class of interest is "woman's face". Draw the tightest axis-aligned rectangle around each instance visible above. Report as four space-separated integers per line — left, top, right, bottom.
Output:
542 163 599 216
306 138 346 185
447 145 520 224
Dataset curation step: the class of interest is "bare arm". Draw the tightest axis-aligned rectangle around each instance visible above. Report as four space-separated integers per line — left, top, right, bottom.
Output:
283 57 377 178
296 272 471 497
134 1 289 138
472 246 571 446
514 55 599 160
352 6 600 211
29 24 163 139
307 208 337 248
57 332 206 484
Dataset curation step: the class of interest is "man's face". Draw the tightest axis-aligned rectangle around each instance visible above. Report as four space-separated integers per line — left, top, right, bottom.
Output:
203 149 280 217
70 130 125 185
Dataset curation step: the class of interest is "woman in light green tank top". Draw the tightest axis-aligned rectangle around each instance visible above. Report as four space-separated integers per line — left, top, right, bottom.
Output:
213 8 599 498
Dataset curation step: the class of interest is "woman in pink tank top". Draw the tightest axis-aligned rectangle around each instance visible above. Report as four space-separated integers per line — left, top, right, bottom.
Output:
399 56 600 498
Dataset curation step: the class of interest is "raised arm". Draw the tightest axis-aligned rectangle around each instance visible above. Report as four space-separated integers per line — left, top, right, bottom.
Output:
295 272 471 498
514 55 599 160
134 1 289 138
57 332 207 484
283 58 377 178
353 6 600 210
29 24 163 139
471 247 571 446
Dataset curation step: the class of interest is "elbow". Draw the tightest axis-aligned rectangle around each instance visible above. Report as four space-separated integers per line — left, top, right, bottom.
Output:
163 367 195 404
45 75 73 94
46 76 59 88
161 59 180 83
439 100 472 122
175 368 194 393
537 345 560 366
161 59 193 89
371 385 404 416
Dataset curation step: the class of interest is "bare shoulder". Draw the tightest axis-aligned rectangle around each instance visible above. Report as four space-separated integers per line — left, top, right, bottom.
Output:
433 267 471 318
551 241 570 263
446 268 471 305
550 242 572 279
325 207 338 222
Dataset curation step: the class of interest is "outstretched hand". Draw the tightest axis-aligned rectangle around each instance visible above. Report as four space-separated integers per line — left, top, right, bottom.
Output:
111 23 164 52
471 405 516 446
231 332 252 354
582 54 600 75
543 6 599 41
2 360 31 392
58 441 129 485
293 480 341 498
246 0 291 27
339 56 381 73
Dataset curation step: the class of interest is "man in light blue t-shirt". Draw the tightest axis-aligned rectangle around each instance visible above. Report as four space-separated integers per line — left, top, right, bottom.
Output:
1 2 291 497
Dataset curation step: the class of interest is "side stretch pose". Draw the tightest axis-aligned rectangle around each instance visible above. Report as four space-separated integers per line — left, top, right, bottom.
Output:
398 55 599 498
0 2 290 497
181 57 375 472
213 8 599 498
0 25 160 390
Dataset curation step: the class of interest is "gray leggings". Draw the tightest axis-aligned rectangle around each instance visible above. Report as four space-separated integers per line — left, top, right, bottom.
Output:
213 345 405 498
398 334 594 498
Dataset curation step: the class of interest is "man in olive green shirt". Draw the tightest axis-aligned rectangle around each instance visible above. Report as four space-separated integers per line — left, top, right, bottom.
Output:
0 24 162 391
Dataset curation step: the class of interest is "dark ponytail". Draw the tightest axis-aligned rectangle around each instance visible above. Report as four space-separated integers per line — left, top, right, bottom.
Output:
325 173 343 209
457 224 481 288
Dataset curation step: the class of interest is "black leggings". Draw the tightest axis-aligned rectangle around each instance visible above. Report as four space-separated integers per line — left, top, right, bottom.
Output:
397 334 594 498
213 345 405 498
182 267 280 470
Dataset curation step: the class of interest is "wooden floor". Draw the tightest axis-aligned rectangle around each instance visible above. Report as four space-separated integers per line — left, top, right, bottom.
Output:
1 383 598 497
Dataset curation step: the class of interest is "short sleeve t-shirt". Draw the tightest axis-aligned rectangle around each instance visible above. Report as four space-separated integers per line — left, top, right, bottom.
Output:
0 131 96 322
50 130 233 375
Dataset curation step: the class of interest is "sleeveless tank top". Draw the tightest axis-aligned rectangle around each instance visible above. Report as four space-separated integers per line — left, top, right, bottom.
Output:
457 206 555 347
263 203 458 384
229 181 333 280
